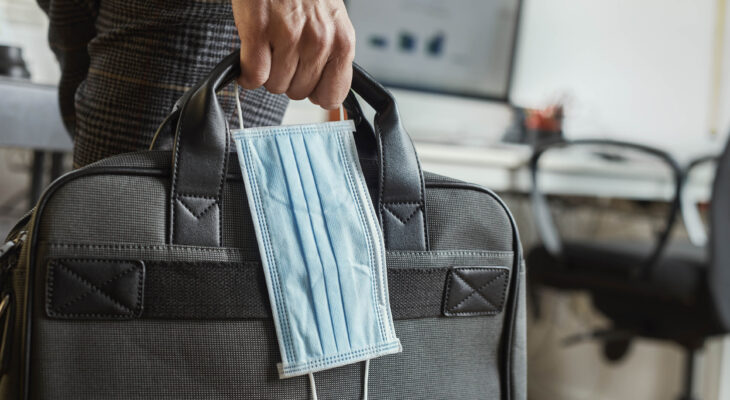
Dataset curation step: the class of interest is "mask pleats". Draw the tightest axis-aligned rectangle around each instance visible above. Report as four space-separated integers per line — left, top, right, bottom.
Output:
233 121 401 379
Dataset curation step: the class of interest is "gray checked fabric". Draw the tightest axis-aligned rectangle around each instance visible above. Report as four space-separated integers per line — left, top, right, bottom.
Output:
36 0 289 168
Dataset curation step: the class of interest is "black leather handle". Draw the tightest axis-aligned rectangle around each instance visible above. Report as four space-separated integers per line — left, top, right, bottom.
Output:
166 51 239 246
348 64 428 250
164 50 428 250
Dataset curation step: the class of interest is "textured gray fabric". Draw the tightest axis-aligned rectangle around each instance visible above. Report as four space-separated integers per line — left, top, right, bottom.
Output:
38 174 168 244
222 181 260 252
10 150 525 399
387 250 514 269
370 318 502 399
426 187 513 251
37 246 513 271
31 317 502 400
38 151 516 254
83 150 171 169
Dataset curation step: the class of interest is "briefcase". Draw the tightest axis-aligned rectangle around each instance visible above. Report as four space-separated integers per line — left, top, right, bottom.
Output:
0 52 526 399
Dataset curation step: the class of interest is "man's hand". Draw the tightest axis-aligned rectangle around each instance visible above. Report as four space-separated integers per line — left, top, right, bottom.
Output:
233 0 356 110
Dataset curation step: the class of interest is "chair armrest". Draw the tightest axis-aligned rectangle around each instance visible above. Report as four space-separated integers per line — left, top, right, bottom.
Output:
529 139 683 278
681 155 716 247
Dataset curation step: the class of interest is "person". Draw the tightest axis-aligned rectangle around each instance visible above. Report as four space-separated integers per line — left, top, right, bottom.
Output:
36 0 356 168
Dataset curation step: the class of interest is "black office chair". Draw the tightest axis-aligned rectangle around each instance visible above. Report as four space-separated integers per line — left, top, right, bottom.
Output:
527 138 729 400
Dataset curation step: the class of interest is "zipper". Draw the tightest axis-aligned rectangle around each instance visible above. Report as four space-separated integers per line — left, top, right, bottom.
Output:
1 208 32 275
0 232 26 262
4 208 33 242
0 231 26 281
0 229 24 378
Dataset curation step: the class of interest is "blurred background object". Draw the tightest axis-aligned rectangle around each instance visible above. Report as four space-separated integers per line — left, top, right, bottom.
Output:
503 101 565 147
346 0 520 100
0 45 30 79
0 0 70 236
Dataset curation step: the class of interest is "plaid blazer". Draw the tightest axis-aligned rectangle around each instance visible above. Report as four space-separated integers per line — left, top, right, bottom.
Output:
37 0 289 168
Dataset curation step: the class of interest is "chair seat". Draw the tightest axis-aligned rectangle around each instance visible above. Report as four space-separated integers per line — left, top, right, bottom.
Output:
528 240 719 344
529 240 707 304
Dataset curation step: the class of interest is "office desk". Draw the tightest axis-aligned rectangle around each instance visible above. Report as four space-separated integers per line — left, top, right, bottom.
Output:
0 78 72 204
415 142 713 202
0 78 71 151
0 81 712 207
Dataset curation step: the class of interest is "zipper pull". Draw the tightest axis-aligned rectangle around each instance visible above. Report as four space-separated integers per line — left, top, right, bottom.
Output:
0 232 26 262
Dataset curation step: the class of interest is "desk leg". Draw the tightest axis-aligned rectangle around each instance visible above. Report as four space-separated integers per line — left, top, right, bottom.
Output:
29 150 45 207
50 152 65 180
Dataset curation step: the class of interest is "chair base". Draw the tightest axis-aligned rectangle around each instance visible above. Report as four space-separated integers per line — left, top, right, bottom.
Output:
677 347 698 400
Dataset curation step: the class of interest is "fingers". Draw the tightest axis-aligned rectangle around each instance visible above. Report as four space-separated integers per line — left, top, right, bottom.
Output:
237 28 272 89
264 21 302 94
234 1 272 89
232 0 356 108
287 22 332 101
265 44 299 94
309 26 355 109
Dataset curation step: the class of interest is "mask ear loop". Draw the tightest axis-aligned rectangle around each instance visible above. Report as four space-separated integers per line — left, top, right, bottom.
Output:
362 359 370 400
339 104 345 121
308 373 318 400
234 83 245 130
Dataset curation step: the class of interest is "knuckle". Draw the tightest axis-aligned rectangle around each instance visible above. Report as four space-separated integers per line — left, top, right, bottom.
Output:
303 23 333 52
277 24 300 44
335 30 356 59
314 31 333 51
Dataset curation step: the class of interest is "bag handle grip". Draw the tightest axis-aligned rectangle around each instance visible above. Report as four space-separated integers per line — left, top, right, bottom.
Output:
164 50 428 250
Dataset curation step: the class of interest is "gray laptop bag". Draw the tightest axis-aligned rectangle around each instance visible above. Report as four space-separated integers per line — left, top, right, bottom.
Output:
0 52 525 399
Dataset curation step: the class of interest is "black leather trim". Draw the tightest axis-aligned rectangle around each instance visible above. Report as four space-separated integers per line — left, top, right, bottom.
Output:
443 267 509 317
168 53 239 247
45 259 144 320
351 65 429 251
342 91 377 162
85 261 453 321
159 52 428 251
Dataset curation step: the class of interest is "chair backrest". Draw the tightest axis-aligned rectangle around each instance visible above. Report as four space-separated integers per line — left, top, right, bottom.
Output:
709 137 730 331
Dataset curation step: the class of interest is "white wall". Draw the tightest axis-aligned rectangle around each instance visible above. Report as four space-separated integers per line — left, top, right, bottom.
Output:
717 0 730 144
510 0 727 161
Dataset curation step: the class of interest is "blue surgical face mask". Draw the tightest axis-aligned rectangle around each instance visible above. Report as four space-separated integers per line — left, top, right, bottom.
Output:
233 118 401 386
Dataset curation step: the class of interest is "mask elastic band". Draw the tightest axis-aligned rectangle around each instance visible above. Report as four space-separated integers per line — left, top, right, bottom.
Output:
308 372 318 400
362 359 370 400
234 84 245 130
339 104 345 121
